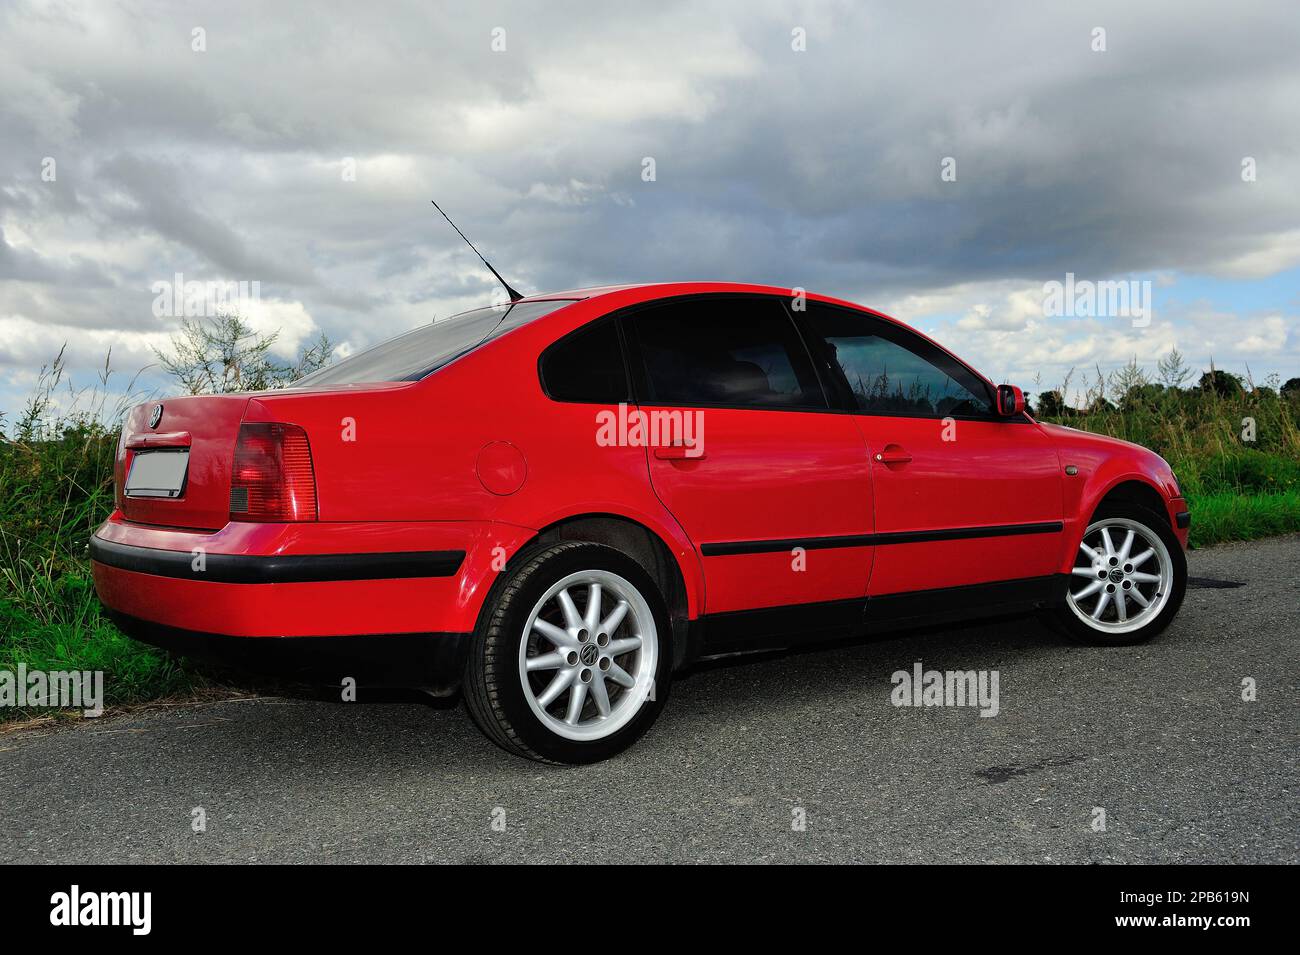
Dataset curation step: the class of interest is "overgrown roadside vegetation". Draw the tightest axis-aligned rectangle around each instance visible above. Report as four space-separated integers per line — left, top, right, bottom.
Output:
1 318 330 724
1030 353 1300 544
1 335 1296 723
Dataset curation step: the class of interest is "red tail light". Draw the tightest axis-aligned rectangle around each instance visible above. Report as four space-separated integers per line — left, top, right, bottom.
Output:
230 422 318 522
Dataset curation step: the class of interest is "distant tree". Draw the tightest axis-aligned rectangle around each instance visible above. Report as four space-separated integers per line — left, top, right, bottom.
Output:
1197 369 1244 399
1156 348 1193 389
1036 390 1067 417
1281 377 1300 399
1120 383 1166 412
155 314 332 395
1108 357 1149 403
1086 395 1116 415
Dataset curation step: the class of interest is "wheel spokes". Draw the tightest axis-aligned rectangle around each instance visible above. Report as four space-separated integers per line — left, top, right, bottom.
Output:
588 672 611 717
1073 579 1104 600
1092 590 1111 620
583 583 602 632
1117 529 1135 561
606 663 636 688
533 617 577 649
599 599 630 636
564 680 588 725
556 588 583 630
606 636 641 656
526 651 565 672
537 668 576 708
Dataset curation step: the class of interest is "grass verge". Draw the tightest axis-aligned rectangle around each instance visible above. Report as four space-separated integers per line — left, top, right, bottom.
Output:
1186 491 1300 547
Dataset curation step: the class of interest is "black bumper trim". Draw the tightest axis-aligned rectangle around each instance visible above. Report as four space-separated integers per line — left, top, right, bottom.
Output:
90 536 465 584
1175 510 1191 529
700 521 1064 557
106 611 469 695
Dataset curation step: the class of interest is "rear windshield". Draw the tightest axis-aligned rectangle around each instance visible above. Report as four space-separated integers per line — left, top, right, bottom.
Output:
294 299 576 386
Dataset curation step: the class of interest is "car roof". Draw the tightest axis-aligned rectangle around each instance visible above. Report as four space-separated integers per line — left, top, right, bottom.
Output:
519 281 855 305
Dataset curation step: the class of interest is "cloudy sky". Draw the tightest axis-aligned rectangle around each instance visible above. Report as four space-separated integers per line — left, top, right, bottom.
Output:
2 0 1298 421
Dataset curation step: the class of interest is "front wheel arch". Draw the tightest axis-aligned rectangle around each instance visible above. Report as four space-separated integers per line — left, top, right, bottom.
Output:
1091 478 1171 529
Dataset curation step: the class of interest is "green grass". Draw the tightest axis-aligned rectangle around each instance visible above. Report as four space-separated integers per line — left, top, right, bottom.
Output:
1183 490 1300 546
0 349 1297 722
0 597 203 723
0 352 218 725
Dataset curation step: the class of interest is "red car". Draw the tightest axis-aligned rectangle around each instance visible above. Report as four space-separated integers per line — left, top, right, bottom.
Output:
91 283 1190 762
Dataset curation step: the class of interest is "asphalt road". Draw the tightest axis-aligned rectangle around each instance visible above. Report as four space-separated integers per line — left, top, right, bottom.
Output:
2 536 1296 864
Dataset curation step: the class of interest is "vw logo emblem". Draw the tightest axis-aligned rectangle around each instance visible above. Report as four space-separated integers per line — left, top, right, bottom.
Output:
148 404 163 429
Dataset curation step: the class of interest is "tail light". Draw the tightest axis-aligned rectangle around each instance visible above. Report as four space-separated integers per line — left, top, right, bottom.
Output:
229 422 318 522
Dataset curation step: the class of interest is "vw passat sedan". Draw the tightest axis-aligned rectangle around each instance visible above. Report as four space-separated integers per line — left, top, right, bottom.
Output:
92 283 1190 762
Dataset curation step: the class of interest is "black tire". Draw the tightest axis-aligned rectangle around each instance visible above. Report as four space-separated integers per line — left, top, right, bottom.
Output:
1050 502 1187 646
462 541 673 764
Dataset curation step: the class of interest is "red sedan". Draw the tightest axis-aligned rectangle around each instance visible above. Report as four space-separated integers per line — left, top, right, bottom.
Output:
91 283 1190 762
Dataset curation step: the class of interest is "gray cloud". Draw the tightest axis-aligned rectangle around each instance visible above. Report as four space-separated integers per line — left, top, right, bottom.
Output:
0 0 1298 404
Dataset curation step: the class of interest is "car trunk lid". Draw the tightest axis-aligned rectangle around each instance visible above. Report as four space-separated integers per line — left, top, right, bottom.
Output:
117 395 252 530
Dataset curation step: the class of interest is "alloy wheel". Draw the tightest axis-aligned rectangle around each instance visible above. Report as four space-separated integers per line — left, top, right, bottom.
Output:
1066 517 1174 635
517 569 658 742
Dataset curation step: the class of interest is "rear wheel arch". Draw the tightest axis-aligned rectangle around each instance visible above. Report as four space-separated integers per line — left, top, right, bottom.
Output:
511 513 697 669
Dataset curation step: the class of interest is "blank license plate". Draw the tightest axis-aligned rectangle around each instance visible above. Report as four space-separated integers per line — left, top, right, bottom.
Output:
126 450 190 498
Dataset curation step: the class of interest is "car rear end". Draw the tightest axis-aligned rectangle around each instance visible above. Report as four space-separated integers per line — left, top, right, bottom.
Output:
89 300 582 692
91 387 490 692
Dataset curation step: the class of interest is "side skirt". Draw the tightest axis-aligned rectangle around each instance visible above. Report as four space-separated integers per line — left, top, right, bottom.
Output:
687 575 1068 660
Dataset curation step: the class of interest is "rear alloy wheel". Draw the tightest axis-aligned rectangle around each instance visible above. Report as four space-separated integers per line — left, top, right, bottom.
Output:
464 541 672 763
1055 506 1186 645
518 569 658 742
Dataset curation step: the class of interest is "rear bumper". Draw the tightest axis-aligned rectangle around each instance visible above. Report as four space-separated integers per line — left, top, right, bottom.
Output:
89 535 465 583
107 610 469 695
91 513 535 638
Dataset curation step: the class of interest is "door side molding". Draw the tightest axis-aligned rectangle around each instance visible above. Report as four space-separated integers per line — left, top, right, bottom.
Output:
700 521 1064 556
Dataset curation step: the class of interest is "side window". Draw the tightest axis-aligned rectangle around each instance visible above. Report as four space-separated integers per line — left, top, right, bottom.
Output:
803 304 994 417
539 318 629 403
626 297 827 410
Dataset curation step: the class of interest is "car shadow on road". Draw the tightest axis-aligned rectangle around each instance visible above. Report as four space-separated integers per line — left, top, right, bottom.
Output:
160 609 1095 776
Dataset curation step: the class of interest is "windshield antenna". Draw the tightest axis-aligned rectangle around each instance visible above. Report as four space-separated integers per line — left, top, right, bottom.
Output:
430 200 524 303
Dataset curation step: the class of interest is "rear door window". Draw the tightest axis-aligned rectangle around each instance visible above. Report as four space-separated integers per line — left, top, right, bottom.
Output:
623 296 827 410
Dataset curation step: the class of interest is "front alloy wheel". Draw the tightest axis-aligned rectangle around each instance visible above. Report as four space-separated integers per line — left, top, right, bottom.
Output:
1053 505 1186 645
1067 517 1174 634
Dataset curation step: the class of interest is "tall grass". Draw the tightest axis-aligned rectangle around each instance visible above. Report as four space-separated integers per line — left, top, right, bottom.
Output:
1031 364 1300 523
0 350 206 722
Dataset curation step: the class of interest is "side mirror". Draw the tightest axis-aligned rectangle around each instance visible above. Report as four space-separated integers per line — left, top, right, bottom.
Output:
996 384 1025 417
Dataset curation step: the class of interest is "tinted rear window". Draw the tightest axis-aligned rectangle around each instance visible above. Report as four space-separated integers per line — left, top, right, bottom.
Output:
294 300 575 386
